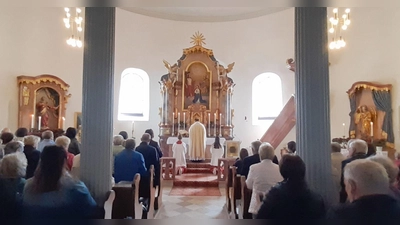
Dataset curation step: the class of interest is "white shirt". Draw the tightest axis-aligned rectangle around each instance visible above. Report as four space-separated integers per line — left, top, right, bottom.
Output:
210 146 224 166
246 159 283 214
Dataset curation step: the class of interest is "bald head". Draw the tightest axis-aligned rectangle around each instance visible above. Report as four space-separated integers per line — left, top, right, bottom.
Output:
141 133 151 143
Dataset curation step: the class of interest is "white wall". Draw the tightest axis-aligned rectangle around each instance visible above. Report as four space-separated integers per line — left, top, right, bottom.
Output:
114 8 296 151
0 7 83 131
2 7 399 153
329 8 400 150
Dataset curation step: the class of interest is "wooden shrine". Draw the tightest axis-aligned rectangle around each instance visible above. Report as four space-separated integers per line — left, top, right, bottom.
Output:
158 32 235 156
17 75 70 132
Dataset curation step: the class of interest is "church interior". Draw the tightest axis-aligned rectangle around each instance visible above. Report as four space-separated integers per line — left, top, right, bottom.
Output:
1 7 400 220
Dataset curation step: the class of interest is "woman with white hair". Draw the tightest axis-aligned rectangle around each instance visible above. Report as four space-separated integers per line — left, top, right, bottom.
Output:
0 153 28 218
4 141 24 155
55 136 75 171
23 135 41 179
369 155 400 200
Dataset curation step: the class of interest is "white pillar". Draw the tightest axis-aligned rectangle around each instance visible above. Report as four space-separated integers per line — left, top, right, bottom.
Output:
295 7 336 204
80 7 115 204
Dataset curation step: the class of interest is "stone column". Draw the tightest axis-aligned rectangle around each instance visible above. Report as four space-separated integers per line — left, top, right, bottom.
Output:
80 7 115 204
295 7 336 204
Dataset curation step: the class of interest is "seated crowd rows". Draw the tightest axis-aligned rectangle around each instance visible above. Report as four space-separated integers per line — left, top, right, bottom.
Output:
0 127 162 219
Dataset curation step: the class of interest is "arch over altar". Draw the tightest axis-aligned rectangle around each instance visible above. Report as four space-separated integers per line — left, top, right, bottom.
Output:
158 32 236 157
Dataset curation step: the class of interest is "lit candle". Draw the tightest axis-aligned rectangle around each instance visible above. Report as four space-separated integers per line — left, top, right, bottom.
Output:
62 117 66 130
172 112 175 136
342 123 345 137
178 113 180 130
31 114 34 129
208 113 210 136
370 122 373 137
183 112 186 130
38 116 41 131
214 113 216 136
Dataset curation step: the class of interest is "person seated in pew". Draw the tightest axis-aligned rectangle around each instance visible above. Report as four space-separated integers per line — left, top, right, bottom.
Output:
246 143 282 219
256 155 326 219
145 129 163 158
22 145 98 219
242 141 279 177
233 148 249 175
172 134 187 175
135 133 160 187
114 138 147 183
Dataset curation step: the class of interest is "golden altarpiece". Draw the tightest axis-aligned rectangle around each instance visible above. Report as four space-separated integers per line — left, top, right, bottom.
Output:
17 75 70 132
158 33 236 157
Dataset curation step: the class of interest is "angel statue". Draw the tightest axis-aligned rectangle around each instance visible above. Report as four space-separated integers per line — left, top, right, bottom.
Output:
161 60 179 86
216 62 235 88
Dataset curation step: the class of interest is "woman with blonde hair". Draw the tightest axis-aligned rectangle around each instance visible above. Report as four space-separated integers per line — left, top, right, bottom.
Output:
0 153 28 218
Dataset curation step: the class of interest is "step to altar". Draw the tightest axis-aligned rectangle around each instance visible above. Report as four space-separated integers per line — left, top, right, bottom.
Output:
173 162 218 187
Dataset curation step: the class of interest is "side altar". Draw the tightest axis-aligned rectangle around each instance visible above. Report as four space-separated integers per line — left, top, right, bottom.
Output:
158 32 236 157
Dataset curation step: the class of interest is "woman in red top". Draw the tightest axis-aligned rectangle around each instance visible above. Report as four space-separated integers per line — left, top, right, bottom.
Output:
55 136 75 171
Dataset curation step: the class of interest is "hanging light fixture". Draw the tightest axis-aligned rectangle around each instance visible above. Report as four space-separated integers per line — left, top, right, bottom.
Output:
328 8 351 50
63 7 84 48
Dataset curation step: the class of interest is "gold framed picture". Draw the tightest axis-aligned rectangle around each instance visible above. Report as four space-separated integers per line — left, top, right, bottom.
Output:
74 112 82 129
225 140 241 158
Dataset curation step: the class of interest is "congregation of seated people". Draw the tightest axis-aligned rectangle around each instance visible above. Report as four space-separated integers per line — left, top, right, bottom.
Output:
2 125 400 220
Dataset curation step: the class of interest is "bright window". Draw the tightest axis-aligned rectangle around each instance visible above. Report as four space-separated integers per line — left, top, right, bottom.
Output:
118 68 149 121
252 73 283 125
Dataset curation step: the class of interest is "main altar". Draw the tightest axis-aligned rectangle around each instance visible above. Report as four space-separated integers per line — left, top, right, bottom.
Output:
158 32 236 157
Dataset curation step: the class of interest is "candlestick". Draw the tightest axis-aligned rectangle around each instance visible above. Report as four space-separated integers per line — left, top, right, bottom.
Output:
178 112 181 131
62 117 66 130
214 113 216 136
370 122 373 137
208 113 211 136
183 112 186 130
172 112 175 136
38 116 41 131
31 114 34 129
342 123 345 137
220 113 222 137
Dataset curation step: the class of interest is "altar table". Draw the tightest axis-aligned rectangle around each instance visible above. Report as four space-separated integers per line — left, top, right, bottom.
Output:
166 137 226 159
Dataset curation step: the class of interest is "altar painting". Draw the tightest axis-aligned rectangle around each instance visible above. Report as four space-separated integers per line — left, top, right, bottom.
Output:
183 62 211 110
35 87 60 130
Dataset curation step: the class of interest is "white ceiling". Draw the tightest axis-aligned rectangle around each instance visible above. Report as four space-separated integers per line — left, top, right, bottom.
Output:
120 7 289 22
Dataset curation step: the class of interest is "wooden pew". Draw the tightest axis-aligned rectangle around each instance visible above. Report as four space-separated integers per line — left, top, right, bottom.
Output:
225 164 233 213
104 190 115 219
239 176 252 219
139 165 156 219
154 160 163 211
229 166 241 219
111 174 143 219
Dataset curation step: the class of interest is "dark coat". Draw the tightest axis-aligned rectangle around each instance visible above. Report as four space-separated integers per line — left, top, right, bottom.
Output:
233 159 244 175
340 153 367 202
149 139 163 158
24 146 41 179
135 142 160 187
68 138 81 155
256 180 326 219
328 194 400 220
0 178 25 219
241 154 279 177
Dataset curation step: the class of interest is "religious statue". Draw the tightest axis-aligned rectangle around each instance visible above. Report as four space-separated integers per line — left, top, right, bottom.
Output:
355 105 373 138
185 72 194 97
161 60 178 86
192 85 206 104
36 96 59 129
216 62 235 88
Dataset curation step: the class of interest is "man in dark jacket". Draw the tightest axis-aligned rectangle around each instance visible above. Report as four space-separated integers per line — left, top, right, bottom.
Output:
241 140 279 177
136 133 161 187
329 159 400 220
340 139 368 203
145 129 163 158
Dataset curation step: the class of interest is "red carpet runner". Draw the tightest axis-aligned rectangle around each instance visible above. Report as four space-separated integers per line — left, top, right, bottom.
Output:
169 162 221 196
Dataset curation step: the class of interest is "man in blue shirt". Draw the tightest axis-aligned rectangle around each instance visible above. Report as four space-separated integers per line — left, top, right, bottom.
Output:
114 138 147 183
37 130 55 152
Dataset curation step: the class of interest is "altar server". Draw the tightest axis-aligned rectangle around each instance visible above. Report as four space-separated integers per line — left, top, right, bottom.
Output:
172 134 187 174
188 118 206 161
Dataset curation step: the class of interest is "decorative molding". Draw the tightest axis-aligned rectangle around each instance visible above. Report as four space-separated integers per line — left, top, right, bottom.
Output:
347 81 392 96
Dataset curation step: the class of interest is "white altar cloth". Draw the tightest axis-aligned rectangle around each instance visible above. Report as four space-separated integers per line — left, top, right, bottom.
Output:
167 137 226 146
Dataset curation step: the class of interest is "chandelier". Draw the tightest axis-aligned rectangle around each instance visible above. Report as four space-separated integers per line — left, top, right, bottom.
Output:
63 7 83 48
328 8 351 50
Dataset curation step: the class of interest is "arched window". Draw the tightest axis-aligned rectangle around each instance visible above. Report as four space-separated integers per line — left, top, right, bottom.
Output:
252 73 283 125
118 68 149 121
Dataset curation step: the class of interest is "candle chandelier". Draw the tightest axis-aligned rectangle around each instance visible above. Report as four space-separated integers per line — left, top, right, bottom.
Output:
63 7 84 48
328 8 351 50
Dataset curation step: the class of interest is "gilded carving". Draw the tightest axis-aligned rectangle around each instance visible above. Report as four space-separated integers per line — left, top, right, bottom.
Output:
22 86 29 105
